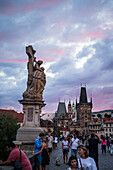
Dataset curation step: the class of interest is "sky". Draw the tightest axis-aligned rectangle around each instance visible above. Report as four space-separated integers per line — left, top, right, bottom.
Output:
0 0 113 114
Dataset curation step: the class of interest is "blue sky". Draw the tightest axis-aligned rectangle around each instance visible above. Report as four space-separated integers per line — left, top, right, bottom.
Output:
0 0 113 113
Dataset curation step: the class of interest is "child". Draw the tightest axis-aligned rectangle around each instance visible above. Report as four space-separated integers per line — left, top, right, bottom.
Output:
67 155 78 170
33 138 49 170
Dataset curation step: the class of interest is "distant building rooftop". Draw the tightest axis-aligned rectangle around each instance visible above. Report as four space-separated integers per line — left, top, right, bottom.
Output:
0 109 24 123
92 110 113 114
40 119 54 127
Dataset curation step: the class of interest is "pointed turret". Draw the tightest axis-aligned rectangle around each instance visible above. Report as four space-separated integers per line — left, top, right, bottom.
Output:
68 100 71 107
79 87 87 103
56 102 67 118
76 98 77 106
68 100 72 115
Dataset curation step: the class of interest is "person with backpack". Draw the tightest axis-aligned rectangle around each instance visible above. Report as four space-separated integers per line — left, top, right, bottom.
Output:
0 142 32 170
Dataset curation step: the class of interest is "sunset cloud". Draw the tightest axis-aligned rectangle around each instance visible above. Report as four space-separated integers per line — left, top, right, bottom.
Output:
0 0 113 113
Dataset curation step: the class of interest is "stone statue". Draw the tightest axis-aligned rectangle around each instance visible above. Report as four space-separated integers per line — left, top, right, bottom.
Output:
23 45 46 100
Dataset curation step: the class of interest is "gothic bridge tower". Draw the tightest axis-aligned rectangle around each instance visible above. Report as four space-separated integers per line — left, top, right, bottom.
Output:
76 86 92 135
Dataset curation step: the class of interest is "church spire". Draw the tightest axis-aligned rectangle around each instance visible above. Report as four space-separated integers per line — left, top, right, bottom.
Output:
68 99 71 107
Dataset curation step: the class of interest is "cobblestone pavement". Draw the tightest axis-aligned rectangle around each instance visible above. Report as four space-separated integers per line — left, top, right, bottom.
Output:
98 144 113 170
47 141 113 170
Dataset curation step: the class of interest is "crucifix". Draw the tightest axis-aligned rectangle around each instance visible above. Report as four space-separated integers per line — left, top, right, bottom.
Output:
26 45 36 75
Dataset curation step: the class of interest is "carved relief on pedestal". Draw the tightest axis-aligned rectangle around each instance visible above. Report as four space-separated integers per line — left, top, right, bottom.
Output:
27 108 33 122
23 45 46 100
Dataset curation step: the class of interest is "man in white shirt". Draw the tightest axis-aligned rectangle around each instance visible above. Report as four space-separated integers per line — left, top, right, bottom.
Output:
47 132 53 158
69 134 80 156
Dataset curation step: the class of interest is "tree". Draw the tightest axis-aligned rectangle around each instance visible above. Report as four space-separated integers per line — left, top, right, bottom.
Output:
0 113 20 160
104 114 111 118
104 113 108 118
97 114 101 118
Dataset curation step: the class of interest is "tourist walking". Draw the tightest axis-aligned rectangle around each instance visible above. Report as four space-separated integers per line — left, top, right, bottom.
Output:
0 142 32 170
34 132 45 170
47 131 53 159
53 134 58 149
67 155 78 170
77 145 97 170
101 136 106 154
106 135 110 153
88 133 99 170
33 137 49 170
84 135 90 149
62 136 69 164
69 134 80 156
110 135 113 155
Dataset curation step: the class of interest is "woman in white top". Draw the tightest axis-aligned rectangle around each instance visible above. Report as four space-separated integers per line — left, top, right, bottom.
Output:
77 145 97 170
62 136 69 164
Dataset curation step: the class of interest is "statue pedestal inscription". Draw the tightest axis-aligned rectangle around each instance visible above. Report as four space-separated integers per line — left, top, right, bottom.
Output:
15 46 46 151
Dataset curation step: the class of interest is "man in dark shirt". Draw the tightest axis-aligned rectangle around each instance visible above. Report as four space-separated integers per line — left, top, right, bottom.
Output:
88 133 100 170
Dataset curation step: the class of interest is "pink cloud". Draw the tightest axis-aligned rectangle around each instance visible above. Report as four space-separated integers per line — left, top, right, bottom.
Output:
38 47 70 62
47 48 68 56
82 32 103 39
38 56 55 63
0 33 3 38
0 59 27 63
0 0 66 16
64 30 105 42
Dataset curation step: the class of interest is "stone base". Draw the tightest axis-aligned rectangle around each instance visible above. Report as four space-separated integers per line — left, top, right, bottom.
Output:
16 126 44 141
13 140 35 155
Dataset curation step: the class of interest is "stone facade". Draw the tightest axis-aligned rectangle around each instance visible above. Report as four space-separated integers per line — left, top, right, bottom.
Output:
54 86 93 136
54 102 71 134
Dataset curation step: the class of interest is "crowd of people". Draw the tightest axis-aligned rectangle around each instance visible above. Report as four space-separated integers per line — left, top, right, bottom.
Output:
33 132 99 170
0 132 113 170
61 133 98 170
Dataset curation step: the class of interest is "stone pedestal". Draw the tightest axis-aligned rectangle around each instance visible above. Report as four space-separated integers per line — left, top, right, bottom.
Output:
16 126 44 141
15 100 46 150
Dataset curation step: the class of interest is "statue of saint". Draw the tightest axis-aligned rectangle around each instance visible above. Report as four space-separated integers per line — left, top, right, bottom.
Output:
23 46 46 100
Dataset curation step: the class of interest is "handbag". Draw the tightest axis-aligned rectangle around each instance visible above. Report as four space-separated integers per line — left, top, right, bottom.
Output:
79 158 89 170
79 158 84 170
13 149 22 170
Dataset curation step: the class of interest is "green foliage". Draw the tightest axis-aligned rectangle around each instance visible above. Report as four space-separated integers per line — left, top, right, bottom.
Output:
97 114 101 118
104 113 108 118
0 113 20 160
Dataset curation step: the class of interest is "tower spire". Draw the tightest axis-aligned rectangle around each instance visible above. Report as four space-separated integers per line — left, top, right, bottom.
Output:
79 86 87 103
